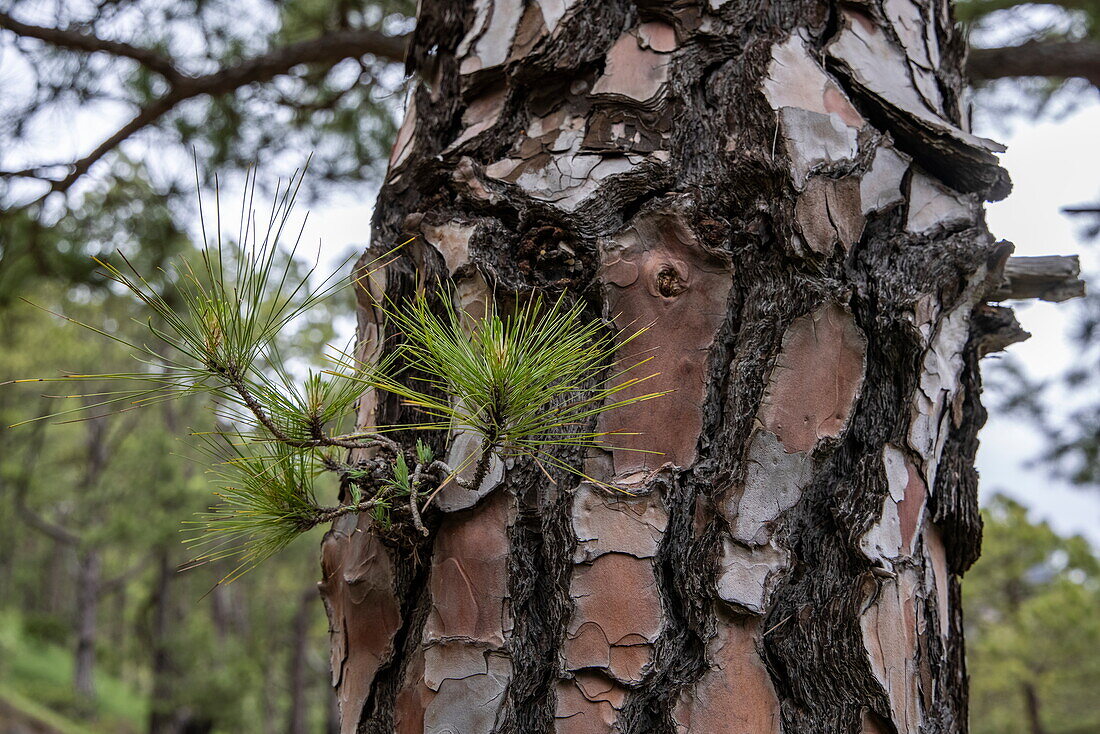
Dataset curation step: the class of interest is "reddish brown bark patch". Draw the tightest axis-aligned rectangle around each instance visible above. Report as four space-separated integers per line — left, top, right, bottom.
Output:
636 22 677 53
387 97 417 174
563 552 663 683
673 618 781 733
862 445 929 563
597 203 733 474
861 710 893 734
319 515 402 733
591 30 669 104
555 671 626 734
795 176 865 255
425 491 512 646
421 220 477 276
923 523 951 637
763 34 864 130
898 459 928 555
446 82 508 151
758 302 867 453
394 646 432 734
859 571 921 734
405 492 514 733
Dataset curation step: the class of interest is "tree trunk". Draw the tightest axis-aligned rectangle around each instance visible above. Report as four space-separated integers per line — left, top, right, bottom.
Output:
1023 682 1046 734
287 589 316 734
322 2 1014 732
73 549 101 705
148 549 184 734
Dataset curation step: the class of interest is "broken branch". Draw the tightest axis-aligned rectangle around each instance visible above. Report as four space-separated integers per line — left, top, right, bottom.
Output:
988 255 1086 304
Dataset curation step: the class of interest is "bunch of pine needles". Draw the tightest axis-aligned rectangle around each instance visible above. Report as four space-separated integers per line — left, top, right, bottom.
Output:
6 166 667 582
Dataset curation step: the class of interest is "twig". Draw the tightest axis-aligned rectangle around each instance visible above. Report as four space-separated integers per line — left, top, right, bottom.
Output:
225 371 398 452
418 456 482 512
428 461 472 489
408 463 428 536
308 500 380 528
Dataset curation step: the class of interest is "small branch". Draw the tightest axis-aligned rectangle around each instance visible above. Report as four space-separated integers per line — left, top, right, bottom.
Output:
428 460 472 489
988 255 1086 303
225 373 397 452
968 40 1100 87
17 499 80 546
408 463 428 536
308 500 380 528
418 458 478 511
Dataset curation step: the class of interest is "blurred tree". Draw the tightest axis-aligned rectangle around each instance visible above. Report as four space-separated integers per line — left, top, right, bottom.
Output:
965 495 1100 734
0 0 413 297
0 282 180 708
0 225 352 730
960 0 1100 98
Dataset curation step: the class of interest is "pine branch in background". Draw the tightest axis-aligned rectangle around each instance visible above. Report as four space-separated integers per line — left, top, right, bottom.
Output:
3 168 667 582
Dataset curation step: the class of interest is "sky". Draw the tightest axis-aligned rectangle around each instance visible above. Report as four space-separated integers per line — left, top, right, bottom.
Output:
972 100 1100 543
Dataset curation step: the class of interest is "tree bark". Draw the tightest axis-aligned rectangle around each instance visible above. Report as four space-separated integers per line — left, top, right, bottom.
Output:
322 2 1014 732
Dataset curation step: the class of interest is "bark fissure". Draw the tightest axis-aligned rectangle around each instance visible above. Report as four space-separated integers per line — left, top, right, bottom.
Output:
496 469 577 732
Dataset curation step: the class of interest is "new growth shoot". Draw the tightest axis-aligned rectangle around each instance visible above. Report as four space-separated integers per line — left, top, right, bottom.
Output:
6 168 667 582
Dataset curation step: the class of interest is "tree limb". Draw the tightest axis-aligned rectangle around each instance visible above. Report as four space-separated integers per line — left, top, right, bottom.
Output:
968 40 1100 87
225 370 399 453
0 10 184 83
0 22 410 197
988 255 1086 303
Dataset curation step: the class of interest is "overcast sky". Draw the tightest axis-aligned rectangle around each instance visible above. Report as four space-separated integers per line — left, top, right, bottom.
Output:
970 99 1100 543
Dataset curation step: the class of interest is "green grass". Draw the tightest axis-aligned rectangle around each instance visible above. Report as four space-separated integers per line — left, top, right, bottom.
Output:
0 613 145 734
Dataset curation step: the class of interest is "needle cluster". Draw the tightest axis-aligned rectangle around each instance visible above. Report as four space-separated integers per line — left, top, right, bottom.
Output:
8 169 665 582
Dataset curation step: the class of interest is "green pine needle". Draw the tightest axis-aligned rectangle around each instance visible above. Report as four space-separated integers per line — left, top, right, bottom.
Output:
184 440 323 584
347 287 669 474
7 167 670 582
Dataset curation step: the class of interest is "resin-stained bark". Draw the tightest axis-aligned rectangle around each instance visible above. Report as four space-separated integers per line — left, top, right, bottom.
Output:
322 1 1018 732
